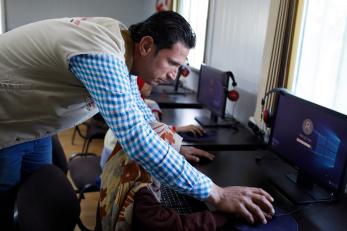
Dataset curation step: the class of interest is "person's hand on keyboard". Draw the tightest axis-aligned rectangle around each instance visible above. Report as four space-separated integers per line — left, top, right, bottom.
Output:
207 185 275 225
176 124 205 136
180 146 214 163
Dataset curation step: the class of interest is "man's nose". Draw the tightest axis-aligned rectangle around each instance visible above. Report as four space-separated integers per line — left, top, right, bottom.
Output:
167 69 178 80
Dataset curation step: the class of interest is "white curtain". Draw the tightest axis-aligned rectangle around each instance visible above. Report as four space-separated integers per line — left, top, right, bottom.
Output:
292 0 347 115
205 0 272 124
253 0 298 125
0 0 4 33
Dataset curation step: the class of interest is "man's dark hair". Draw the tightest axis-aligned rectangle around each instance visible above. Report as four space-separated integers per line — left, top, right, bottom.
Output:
129 11 196 52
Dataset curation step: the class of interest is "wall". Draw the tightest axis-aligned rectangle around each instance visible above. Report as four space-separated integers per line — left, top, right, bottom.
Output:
4 0 156 30
184 0 272 125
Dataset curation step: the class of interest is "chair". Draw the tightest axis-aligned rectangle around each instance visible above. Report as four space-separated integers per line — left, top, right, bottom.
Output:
52 135 68 175
72 113 109 153
16 165 92 231
53 134 102 201
69 153 102 201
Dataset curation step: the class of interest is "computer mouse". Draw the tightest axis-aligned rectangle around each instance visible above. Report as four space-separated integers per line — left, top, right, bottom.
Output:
232 206 298 231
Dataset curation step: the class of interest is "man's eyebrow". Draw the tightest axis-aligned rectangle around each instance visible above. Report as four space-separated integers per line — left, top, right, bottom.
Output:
168 58 182 67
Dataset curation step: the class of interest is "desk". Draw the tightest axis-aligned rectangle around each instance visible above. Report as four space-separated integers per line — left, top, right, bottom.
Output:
197 150 347 231
149 85 202 109
161 108 262 151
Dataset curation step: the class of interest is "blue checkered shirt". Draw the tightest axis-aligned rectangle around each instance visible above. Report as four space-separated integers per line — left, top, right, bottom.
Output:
69 54 212 200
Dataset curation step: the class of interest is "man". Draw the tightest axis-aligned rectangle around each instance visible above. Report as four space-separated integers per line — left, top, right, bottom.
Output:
0 11 274 229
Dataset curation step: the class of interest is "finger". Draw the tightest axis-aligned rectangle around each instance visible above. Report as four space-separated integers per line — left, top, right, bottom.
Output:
189 126 204 136
184 154 200 163
238 204 255 224
245 200 267 224
194 126 205 136
251 194 274 214
252 188 274 203
191 148 215 160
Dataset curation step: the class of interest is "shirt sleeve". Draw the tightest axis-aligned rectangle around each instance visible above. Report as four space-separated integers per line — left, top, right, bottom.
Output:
129 75 157 123
68 54 212 199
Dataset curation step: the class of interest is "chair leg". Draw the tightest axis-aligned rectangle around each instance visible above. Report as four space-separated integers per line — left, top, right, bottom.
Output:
82 139 87 153
84 139 91 153
71 127 77 145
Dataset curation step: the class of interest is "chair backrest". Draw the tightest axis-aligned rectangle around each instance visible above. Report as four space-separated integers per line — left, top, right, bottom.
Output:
16 165 81 231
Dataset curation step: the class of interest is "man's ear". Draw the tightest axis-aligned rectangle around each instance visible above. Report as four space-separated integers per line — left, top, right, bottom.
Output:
139 36 155 56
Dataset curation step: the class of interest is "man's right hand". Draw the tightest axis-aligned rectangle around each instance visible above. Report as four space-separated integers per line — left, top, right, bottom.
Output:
207 183 275 224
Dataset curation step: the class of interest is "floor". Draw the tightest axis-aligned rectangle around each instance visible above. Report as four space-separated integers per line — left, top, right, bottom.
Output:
58 126 104 231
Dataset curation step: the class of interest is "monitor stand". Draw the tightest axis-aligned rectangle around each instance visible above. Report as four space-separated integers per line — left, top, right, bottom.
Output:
163 88 189 95
269 169 334 205
163 77 192 95
194 114 238 131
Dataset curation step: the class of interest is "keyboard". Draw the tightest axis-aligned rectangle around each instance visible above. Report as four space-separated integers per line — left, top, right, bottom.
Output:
178 130 217 142
160 184 208 214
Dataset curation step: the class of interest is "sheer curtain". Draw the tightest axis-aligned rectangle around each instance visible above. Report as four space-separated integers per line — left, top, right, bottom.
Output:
176 0 209 69
0 0 4 33
292 0 347 115
253 0 298 124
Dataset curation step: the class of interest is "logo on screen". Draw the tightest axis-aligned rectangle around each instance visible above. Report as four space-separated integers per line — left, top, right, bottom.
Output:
302 119 314 135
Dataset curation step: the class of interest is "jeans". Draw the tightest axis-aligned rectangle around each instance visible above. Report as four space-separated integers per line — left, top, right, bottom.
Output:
0 137 52 192
0 137 52 230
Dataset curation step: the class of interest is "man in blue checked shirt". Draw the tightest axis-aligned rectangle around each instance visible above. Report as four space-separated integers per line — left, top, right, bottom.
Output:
0 11 274 229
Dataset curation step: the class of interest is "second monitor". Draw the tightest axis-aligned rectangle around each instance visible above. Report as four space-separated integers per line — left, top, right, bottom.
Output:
195 64 236 128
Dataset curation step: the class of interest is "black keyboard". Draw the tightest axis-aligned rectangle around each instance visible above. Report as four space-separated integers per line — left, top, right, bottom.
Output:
160 184 208 214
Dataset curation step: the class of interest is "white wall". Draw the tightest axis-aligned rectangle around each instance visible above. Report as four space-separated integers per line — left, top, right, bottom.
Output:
4 0 156 30
184 0 271 124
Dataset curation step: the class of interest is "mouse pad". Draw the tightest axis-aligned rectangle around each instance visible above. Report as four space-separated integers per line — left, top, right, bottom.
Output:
178 131 217 142
232 206 298 231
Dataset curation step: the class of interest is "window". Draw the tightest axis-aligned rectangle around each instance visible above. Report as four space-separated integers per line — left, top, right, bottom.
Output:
0 0 4 33
177 0 209 69
292 0 347 114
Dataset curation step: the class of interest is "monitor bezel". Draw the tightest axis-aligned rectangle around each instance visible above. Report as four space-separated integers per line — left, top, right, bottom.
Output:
268 91 347 196
196 64 229 119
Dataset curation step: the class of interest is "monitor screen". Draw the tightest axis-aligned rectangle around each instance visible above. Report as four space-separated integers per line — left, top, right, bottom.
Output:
197 64 229 118
269 92 347 193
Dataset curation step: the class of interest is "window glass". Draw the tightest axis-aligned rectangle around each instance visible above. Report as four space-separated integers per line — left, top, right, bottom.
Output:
292 0 347 114
177 0 209 69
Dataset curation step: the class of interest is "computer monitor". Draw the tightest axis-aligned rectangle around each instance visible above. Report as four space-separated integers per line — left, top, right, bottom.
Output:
268 91 347 204
194 64 232 127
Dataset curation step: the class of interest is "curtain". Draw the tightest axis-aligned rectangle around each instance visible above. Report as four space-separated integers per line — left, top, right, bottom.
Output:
253 0 299 125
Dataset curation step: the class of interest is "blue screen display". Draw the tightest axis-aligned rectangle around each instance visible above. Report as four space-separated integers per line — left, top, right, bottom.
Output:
270 93 347 191
197 65 228 117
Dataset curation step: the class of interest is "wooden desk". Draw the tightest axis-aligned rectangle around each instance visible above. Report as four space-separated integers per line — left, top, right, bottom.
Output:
197 150 347 231
149 85 202 109
161 108 262 150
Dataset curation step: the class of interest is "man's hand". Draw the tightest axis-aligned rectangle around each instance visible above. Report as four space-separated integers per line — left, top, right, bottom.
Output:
207 183 274 224
176 124 205 136
180 146 214 163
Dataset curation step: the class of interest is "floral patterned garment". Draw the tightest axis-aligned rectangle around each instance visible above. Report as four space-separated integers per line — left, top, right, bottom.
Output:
99 121 182 231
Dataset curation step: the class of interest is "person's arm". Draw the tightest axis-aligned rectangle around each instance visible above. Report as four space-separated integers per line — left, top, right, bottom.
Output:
68 54 212 199
133 187 228 231
129 75 157 123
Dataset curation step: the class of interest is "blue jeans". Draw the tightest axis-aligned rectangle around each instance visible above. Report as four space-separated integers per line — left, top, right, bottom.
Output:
0 137 52 192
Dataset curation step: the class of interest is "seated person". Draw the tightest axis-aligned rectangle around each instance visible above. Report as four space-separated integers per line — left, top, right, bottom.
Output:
98 121 226 231
100 76 205 168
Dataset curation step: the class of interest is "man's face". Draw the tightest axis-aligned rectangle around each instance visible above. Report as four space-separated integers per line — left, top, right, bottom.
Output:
139 41 189 86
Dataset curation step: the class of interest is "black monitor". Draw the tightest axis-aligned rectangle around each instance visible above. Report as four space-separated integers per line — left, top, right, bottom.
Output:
194 64 233 127
268 91 347 204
